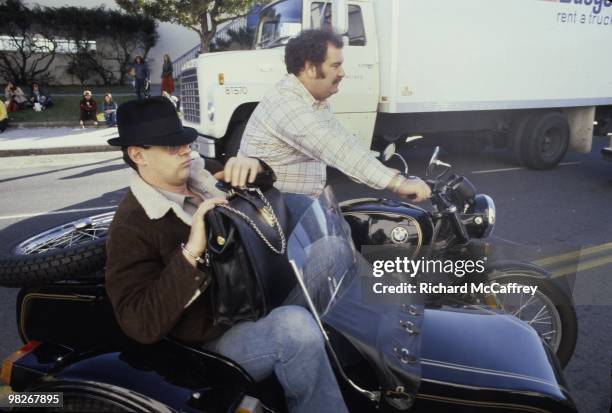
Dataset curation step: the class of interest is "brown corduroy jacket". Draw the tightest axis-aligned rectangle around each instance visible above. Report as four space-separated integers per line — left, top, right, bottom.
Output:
105 156 227 345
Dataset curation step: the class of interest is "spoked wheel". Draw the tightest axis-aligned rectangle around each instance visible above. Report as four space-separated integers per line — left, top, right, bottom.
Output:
487 268 577 368
13 212 114 254
0 212 115 287
494 281 562 350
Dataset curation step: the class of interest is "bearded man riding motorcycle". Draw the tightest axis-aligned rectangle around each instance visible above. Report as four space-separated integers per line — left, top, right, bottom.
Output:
105 97 350 413
238 29 431 202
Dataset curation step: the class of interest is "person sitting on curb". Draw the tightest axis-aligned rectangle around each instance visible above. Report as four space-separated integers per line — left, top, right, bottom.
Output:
29 82 53 110
4 81 30 112
0 100 8 133
102 93 118 127
79 90 98 129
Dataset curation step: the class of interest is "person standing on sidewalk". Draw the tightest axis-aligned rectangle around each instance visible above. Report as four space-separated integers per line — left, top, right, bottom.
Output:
161 54 174 95
79 90 98 128
132 56 150 99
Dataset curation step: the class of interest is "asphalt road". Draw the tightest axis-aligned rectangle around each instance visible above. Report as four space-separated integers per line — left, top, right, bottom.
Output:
0 138 611 412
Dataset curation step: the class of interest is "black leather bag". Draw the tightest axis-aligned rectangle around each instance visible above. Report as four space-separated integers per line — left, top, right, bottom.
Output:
205 186 295 325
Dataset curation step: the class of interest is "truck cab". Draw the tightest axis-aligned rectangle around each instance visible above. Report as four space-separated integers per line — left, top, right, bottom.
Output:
181 0 379 159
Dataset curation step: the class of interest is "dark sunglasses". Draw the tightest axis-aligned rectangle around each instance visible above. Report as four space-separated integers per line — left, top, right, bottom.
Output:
139 143 195 155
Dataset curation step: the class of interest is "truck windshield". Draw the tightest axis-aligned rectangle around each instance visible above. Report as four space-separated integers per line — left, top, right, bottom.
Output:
257 0 302 48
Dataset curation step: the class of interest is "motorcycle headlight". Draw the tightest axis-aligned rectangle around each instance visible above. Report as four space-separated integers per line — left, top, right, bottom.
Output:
466 194 496 238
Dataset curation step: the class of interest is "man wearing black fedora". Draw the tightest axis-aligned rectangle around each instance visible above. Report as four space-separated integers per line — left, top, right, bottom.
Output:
105 97 349 413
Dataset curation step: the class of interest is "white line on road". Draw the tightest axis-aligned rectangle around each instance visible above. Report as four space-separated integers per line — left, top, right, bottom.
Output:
0 206 116 221
490 235 524 247
471 161 581 175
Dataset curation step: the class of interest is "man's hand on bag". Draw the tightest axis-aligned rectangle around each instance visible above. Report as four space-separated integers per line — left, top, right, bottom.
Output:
214 157 263 187
393 176 432 202
183 197 227 266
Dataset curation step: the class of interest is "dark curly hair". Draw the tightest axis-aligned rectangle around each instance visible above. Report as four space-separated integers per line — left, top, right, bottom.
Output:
284 30 343 76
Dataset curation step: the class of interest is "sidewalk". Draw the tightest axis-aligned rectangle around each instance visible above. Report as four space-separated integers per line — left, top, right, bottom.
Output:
0 125 120 157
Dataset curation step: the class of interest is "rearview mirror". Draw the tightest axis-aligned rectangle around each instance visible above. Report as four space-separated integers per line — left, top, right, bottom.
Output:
382 143 396 162
427 146 451 178
381 143 409 174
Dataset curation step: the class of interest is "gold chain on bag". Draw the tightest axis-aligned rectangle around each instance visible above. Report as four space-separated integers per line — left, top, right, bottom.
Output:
219 187 286 255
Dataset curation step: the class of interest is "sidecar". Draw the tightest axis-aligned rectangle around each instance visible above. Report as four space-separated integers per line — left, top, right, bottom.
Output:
1 278 578 413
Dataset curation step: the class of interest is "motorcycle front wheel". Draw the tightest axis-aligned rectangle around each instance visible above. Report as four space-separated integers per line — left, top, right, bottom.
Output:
486 263 577 368
0 212 113 288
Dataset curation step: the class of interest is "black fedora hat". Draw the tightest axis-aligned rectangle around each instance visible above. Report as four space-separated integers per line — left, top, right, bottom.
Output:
107 97 197 147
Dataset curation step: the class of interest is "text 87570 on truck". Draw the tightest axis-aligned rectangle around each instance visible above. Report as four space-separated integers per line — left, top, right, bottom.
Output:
180 0 612 169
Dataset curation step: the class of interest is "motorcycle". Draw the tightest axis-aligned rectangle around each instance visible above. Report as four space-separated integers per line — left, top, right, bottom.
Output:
0 146 576 363
340 143 577 367
1 188 578 412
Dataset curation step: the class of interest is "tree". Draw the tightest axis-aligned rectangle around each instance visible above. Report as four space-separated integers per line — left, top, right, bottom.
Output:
57 6 114 86
0 0 59 85
103 11 158 85
115 0 253 54
56 6 158 86
211 27 254 52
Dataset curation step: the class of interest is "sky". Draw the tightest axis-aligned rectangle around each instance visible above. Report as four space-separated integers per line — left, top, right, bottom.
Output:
25 0 200 83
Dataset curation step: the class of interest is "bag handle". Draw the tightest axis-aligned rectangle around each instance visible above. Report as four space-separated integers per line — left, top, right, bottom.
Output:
219 188 286 255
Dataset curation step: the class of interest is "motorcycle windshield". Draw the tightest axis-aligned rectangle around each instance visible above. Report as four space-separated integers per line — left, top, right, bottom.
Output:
287 188 422 404
286 189 358 316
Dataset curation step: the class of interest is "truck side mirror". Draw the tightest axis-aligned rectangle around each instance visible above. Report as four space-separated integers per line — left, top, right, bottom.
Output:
332 0 349 35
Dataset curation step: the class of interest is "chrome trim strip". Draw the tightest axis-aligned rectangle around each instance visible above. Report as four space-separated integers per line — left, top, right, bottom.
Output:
416 390 553 413
421 358 561 389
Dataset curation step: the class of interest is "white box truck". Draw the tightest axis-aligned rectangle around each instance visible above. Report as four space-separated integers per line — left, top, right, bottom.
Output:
180 0 612 169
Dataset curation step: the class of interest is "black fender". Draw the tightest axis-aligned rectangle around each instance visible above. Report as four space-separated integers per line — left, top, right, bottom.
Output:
10 339 255 413
417 306 578 413
485 259 574 302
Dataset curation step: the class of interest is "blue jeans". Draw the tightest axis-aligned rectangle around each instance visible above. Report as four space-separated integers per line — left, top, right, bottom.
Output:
208 193 349 413
104 111 116 125
135 78 145 99
210 306 349 413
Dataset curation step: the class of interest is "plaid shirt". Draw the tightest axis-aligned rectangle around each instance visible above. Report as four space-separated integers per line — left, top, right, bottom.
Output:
239 74 396 196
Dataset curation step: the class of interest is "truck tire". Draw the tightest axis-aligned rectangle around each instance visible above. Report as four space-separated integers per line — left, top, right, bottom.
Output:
0 213 112 287
223 121 247 160
520 112 569 170
508 114 532 166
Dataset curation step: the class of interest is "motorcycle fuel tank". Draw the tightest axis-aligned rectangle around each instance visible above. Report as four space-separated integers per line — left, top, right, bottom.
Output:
341 198 434 261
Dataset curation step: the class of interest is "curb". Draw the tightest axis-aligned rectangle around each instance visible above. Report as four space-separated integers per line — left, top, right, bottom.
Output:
8 122 104 129
0 145 120 157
